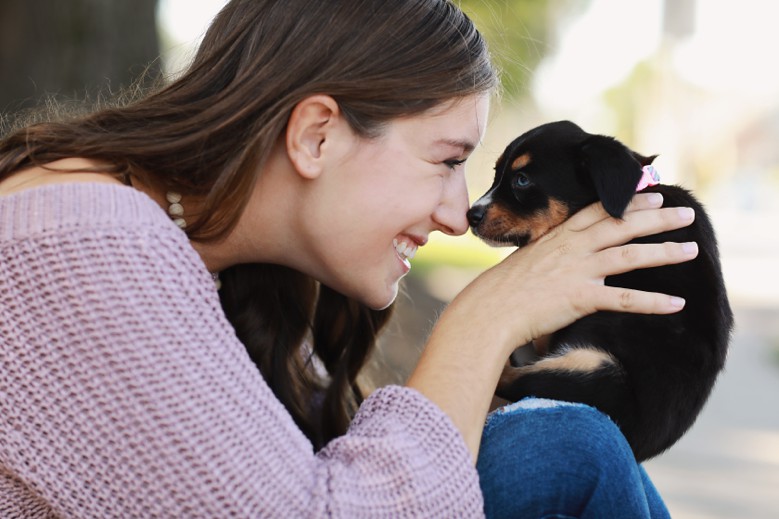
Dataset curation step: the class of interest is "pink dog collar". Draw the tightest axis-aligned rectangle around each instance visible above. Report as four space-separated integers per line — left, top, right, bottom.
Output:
636 165 660 191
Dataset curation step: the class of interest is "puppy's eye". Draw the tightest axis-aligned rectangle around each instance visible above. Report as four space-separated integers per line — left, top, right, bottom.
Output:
514 173 531 188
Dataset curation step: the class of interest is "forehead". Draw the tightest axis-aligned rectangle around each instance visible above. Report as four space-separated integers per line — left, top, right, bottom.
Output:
392 95 490 150
511 122 587 154
499 122 587 171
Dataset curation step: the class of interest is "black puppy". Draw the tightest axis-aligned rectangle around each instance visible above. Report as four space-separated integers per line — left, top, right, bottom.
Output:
467 121 733 461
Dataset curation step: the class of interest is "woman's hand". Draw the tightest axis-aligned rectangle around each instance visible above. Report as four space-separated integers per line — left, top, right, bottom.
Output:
408 192 698 461
460 191 698 354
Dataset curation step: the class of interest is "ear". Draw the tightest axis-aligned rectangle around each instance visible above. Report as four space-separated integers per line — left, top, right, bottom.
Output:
632 152 658 167
285 95 341 179
579 135 644 218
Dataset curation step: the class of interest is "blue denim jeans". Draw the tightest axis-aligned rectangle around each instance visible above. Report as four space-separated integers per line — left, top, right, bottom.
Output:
477 398 671 519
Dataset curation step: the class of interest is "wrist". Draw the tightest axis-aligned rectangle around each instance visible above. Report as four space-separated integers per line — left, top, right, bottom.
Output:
439 285 529 359
406 303 515 461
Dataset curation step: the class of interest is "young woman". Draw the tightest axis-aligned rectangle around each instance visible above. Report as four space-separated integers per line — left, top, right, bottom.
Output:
0 0 694 516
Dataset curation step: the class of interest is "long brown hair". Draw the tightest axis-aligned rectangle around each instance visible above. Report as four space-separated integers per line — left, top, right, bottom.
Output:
0 0 497 449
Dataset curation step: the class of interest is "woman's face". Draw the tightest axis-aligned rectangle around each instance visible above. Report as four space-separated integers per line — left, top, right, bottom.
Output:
298 94 490 309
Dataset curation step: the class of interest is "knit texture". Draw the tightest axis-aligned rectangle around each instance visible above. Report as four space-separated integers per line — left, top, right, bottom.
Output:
0 183 483 518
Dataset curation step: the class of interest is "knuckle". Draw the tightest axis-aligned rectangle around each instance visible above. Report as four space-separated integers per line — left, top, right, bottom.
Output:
554 241 572 257
620 244 636 261
611 244 640 266
619 290 634 309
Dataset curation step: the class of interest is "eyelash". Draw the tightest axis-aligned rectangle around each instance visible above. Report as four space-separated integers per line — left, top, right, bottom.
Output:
444 158 466 170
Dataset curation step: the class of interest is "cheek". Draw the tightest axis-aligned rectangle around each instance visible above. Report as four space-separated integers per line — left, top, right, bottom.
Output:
356 166 443 225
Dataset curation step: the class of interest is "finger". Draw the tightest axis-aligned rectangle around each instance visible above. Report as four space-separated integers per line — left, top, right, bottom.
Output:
592 285 687 315
624 192 666 213
565 192 665 232
592 241 699 277
582 206 695 251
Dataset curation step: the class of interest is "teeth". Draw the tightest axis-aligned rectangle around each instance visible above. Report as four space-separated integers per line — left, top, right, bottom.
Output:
393 238 417 261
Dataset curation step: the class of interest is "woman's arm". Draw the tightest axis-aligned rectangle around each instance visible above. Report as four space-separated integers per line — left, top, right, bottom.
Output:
0 184 483 517
408 192 699 460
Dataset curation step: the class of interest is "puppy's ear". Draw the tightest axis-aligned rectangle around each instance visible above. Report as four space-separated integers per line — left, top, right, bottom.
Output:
580 135 644 218
633 152 658 167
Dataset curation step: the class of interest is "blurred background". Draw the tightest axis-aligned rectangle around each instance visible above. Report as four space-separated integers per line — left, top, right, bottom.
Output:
1 1 776 517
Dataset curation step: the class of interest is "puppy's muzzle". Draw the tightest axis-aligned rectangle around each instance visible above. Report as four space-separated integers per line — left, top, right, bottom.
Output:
466 202 487 230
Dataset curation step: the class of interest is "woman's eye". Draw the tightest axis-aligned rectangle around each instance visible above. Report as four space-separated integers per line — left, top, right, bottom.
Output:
444 158 466 170
514 173 531 188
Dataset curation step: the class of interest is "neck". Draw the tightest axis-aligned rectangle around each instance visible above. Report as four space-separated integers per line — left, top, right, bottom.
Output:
125 176 229 273
130 143 306 274
189 237 241 274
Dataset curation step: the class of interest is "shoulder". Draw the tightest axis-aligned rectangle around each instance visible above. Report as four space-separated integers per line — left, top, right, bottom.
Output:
0 176 175 245
0 157 123 196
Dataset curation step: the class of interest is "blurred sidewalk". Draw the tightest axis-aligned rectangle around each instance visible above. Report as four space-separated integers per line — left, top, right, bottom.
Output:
645 305 779 519
645 207 779 519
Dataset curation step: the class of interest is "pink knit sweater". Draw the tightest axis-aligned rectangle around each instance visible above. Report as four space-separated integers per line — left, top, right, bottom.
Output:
0 183 483 518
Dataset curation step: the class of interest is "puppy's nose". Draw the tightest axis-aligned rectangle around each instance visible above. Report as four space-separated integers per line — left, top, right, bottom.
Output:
466 204 485 228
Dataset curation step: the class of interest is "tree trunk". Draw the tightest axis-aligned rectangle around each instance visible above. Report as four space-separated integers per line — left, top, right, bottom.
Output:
0 0 160 114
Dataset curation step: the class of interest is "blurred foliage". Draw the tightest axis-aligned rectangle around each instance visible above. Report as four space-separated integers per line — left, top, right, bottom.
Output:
411 232 510 275
0 0 160 114
602 60 657 146
458 0 590 99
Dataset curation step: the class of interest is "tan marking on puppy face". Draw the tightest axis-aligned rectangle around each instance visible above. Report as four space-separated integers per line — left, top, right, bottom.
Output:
472 202 526 244
474 198 571 245
522 198 571 242
511 152 532 171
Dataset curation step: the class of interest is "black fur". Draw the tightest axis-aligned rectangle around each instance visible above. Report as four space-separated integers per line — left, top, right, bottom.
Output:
467 121 733 461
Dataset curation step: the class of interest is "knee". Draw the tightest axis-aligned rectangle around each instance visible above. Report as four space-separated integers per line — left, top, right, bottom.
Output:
480 398 633 464
536 400 634 464
547 403 637 487
477 399 637 517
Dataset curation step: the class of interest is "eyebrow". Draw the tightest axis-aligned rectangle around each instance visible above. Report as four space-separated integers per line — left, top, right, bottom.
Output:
434 138 476 154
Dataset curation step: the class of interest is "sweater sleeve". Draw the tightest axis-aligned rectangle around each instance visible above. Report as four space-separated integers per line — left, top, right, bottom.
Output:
0 184 483 518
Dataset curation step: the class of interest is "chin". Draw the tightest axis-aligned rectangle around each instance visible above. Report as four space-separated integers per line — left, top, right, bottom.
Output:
322 269 401 310
358 281 400 311
370 298 396 311
364 290 398 311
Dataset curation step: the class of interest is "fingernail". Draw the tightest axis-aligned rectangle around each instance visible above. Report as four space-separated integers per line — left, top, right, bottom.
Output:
682 242 698 255
670 297 686 309
677 207 695 220
646 193 663 206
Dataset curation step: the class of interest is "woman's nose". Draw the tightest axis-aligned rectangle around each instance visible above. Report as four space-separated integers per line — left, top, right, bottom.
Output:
433 172 470 236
